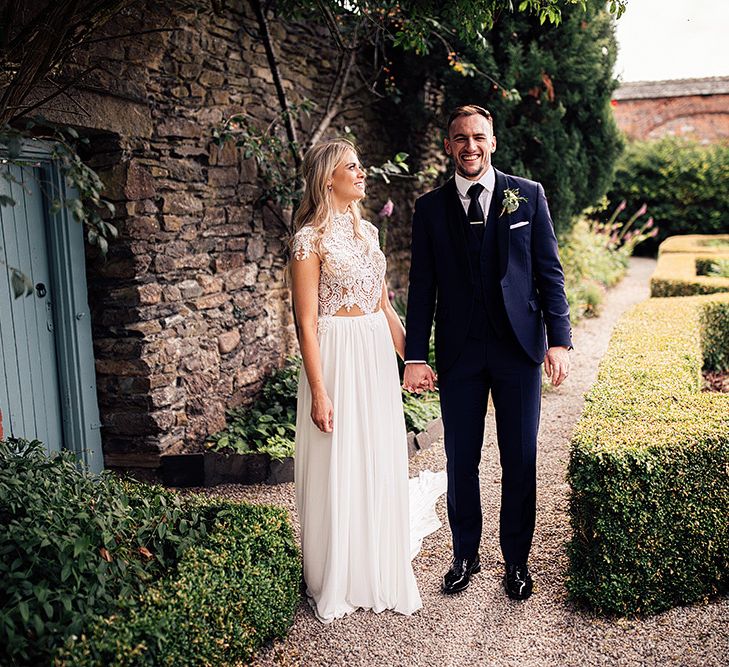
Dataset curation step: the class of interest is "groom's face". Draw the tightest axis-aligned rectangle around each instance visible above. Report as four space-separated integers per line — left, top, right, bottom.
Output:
444 114 496 180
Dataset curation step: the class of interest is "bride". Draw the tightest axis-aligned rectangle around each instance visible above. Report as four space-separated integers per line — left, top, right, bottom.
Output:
290 139 443 623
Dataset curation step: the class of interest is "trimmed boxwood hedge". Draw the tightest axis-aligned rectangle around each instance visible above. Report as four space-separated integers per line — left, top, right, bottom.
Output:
56 501 301 666
650 235 729 298
567 293 729 615
0 439 300 666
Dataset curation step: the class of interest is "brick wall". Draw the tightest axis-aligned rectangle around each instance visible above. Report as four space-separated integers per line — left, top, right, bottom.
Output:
612 93 729 143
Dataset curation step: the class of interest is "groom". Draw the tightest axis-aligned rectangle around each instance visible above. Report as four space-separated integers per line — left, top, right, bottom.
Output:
403 105 572 600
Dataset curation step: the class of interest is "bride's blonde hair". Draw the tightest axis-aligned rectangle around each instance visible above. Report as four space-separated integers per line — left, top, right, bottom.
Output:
290 139 366 270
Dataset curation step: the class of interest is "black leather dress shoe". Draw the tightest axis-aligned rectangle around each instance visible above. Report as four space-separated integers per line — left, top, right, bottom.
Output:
504 563 533 600
442 554 481 594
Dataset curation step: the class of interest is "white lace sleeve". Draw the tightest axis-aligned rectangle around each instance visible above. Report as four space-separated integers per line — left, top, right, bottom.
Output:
292 226 319 261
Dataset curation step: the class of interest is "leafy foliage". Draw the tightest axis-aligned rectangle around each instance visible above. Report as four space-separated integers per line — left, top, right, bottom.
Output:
55 502 300 666
391 0 622 236
697 258 729 279
533 218 627 320
207 357 301 458
0 439 209 665
0 439 301 666
567 294 729 615
604 139 729 253
402 391 441 433
279 1 626 57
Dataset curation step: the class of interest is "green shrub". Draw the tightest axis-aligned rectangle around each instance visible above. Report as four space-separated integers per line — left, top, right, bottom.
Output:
207 356 300 457
395 0 623 236
605 138 729 252
0 439 210 666
701 300 729 372
650 235 729 298
560 219 630 319
55 502 301 667
402 392 441 433
0 440 301 666
567 294 729 615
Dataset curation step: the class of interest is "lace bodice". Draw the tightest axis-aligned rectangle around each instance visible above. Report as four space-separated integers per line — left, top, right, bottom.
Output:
292 212 386 318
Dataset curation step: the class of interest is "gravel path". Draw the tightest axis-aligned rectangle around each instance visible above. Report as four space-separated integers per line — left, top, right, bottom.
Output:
192 257 728 667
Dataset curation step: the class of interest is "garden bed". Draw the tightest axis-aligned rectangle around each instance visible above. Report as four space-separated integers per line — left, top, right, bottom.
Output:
650 234 729 297
161 416 443 487
567 293 729 615
0 439 301 666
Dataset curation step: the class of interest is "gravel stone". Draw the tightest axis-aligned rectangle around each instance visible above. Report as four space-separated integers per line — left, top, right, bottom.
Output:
180 258 728 667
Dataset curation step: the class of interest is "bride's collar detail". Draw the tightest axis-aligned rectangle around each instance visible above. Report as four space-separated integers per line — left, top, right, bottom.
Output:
332 210 353 224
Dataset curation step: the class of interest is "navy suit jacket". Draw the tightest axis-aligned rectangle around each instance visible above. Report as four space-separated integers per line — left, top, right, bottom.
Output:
405 169 572 371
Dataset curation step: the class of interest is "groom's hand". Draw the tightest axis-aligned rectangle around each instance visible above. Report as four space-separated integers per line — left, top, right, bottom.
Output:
544 346 570 387
403 363 437 393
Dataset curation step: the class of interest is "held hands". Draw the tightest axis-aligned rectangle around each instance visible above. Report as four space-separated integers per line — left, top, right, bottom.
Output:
402 363 438 394
311 392 334 433
544 346 571 387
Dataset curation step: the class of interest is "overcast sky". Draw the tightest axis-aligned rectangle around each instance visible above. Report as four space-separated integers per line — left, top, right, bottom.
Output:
613 0 729 82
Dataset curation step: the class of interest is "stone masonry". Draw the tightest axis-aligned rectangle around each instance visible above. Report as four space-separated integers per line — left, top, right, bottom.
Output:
22 0 440 477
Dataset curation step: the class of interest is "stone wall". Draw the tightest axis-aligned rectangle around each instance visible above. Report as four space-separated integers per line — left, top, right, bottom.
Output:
24 0 442 476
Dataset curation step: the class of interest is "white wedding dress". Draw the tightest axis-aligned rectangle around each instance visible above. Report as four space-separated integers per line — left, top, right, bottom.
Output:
292 212 446 623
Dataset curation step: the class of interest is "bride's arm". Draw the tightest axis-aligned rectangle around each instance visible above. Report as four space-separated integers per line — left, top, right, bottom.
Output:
292 253 333 433
380 280 406 360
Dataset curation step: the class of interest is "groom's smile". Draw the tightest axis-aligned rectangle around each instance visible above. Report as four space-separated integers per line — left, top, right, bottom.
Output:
444 112 497 180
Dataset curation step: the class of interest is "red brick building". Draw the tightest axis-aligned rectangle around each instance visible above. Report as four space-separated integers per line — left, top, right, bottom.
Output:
611 76 729 143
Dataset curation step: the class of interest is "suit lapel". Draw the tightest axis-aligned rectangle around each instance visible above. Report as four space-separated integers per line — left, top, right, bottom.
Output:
444 177 473 283
490 168 510 278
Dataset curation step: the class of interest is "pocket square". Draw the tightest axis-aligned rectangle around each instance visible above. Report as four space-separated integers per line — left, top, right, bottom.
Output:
509 220 529 230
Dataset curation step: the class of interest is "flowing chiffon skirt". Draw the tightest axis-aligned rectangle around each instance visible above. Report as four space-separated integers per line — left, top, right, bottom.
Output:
295 310 446 623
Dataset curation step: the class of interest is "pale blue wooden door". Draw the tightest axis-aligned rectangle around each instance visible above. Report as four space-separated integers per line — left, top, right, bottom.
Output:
0 162 64 452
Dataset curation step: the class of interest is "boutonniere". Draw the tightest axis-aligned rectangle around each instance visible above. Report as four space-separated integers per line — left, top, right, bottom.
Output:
500 188 527 217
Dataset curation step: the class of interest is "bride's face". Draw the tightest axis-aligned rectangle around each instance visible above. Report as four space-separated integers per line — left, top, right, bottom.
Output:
329 149 366 203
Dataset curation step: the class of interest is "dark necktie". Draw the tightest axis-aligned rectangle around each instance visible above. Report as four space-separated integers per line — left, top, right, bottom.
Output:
467 182 485 242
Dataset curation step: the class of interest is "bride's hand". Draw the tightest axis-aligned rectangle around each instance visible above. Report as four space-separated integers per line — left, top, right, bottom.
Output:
311 393 334 433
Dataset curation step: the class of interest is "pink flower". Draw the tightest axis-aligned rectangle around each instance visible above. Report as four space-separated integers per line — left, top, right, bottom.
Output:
637 203 648 216
618 199 627 212
379 199 394 218
645 216 654 229
388 290 395 301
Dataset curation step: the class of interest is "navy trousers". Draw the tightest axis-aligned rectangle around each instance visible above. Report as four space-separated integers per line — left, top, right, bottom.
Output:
438 329 542 565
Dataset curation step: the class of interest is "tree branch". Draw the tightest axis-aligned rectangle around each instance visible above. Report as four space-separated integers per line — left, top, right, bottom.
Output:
247 0 302 172
307 45 356 148
0 0 81 124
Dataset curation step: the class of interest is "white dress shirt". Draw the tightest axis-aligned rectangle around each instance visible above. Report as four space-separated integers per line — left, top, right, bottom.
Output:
454 167 495 221
404 167 496 366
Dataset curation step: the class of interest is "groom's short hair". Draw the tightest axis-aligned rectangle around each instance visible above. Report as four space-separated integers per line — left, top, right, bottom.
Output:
447 105 493 135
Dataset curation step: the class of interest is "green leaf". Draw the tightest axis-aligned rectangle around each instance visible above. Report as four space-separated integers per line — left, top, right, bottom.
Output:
18 600 29 623
0 194 16 207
